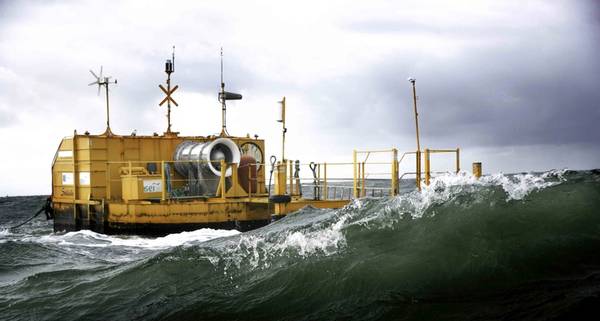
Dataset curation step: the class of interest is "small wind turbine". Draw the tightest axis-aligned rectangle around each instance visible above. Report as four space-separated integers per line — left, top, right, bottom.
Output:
89 66 117 136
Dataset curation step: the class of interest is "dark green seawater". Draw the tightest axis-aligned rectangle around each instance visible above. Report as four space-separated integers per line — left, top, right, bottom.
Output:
1 170 600 321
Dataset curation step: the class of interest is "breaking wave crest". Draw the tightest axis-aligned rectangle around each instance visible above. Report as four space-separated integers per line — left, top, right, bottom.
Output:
1 169 599 321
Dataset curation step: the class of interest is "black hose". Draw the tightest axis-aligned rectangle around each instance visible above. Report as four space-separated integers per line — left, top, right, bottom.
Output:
8 207 45 230
8 198 53 230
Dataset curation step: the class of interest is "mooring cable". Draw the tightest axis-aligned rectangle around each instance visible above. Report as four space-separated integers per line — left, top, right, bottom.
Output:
8 198 53 230
8 207 45 230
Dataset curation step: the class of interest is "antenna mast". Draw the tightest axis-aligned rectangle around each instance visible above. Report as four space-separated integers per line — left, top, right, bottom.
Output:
277 97 287 161
89 66 117 136
220 47 228 136
217 48 242 136
408 77 422 191
159 46 179 134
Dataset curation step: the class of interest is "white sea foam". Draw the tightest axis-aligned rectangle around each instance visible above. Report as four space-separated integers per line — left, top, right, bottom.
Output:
0 228 10 243
26 228 239 249
213 213 349 270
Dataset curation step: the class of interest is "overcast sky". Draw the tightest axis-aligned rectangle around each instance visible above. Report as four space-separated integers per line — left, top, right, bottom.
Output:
1 0 599 196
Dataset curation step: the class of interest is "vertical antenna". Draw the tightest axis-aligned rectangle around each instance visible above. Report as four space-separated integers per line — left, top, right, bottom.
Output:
217 47 242 136
278 97 287 161
219 47 228 136
159 46 179 134
220 47 224 89
408 77 421 191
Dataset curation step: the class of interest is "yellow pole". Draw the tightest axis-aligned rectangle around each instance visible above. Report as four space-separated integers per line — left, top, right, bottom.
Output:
353 150 358 198
220 160 226 199
473 162 482 179
231 163 238 196
391 148 398 196
424 148 430 186
274 161 287 195
323 162 328 200
456 148 460 173
416 150 421 191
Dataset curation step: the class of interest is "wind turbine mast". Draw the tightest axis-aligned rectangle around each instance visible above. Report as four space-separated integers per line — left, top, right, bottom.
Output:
89 66 117 136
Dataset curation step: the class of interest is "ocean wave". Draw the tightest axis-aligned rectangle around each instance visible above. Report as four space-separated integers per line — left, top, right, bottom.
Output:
1 170 599 321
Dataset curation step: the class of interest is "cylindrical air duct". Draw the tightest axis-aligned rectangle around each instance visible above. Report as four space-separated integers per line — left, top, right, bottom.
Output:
173 138 241 177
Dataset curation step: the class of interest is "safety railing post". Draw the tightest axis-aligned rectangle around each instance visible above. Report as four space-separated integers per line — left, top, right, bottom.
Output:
353 150 358 198
424 148 431 186
391 148 398 196
456 148 460 173
323 162 328 200
416 150 421 191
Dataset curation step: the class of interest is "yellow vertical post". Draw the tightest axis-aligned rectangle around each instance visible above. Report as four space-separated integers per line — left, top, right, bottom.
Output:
456 148 460 173
416 150 421 191
274 161 287 195
160 161 166 201
353 150 358 198
473 162 482 179
361 162 366 197
391 148 398 196
220 160 226 199
289 160 294 195
323 162 328 200
424 148 430 186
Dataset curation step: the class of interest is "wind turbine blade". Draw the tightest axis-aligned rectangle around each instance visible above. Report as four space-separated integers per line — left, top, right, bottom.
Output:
89 70 98 79
100 66 103 79
88 81 98 86
97 85 101 96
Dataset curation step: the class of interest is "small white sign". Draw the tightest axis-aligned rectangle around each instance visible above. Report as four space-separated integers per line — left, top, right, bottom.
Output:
62 172 74 185
79 172 90 185
58 150 73 158
143 179 162 193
